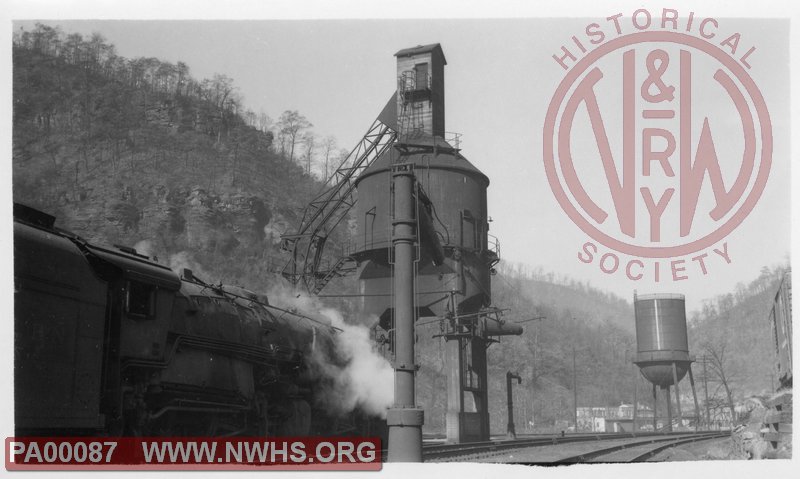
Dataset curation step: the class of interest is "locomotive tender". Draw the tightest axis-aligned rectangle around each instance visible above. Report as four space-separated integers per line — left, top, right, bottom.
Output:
13 203 355 437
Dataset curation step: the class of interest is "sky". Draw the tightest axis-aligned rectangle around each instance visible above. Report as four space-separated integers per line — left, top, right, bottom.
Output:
2 1 798 478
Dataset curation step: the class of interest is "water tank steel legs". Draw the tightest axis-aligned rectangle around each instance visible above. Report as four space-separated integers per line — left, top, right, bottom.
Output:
672 362 683 428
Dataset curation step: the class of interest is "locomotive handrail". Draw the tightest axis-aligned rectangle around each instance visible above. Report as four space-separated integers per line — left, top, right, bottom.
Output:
264 303 343 333
182 274 343 332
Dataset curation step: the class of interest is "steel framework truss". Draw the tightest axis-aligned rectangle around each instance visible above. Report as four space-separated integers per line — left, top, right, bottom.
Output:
280 98 397 293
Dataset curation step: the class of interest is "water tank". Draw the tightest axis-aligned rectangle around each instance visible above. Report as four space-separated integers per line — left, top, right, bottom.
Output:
633 293 691 387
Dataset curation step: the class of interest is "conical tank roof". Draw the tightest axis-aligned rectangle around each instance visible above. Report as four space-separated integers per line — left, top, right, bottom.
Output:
356 134 489 186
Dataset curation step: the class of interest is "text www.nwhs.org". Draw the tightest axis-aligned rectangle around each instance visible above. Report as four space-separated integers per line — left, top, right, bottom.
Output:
6 438 381 470
141 440 378 464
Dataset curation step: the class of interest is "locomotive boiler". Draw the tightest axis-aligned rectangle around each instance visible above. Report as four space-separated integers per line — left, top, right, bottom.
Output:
13 203 361 437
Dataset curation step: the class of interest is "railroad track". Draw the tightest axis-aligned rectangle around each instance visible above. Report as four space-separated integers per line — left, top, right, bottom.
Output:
553 431 729 463
420 430 725 462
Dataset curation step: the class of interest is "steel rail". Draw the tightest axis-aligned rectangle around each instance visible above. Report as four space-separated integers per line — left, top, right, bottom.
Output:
420 431 716 462
626 432 729 462
552 431 728 463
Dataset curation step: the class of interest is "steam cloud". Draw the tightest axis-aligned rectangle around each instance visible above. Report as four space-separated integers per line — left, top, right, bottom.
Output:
266 284 394 418
316 307 394 418
263 213 290 245
168 251 212 280
133 240 155 259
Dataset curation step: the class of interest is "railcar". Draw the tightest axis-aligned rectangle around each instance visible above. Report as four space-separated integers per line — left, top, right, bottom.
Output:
768 271 792 390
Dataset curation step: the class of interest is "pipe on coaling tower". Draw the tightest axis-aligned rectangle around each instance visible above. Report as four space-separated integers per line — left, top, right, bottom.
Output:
483 319 523 336
386 163 424 462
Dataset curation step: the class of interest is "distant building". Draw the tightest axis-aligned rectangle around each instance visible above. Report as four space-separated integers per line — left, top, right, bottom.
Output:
577 403 654 432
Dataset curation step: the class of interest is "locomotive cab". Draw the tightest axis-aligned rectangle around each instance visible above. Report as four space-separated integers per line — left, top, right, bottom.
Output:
83 243 180 360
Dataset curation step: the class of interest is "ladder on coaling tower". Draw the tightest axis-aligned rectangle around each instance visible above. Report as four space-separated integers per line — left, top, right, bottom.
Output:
397 70 424 139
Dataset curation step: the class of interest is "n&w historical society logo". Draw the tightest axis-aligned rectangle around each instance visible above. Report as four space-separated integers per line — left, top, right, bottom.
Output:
543 9 772 283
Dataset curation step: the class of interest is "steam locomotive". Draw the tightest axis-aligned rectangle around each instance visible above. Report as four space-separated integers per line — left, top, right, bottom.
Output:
13 203 368 437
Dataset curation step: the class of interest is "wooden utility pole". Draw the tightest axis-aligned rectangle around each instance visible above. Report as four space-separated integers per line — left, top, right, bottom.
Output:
526 316 545 431
702 355 711 427
572 345 578 432
633 375 639 432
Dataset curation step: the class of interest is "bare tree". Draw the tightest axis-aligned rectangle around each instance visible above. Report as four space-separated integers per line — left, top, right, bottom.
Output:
702 340 736 421
335 147 350 170
243 109 257 129
318 136 338 180
257 111 273 134
277 110 312 163
62 32 83 65
201 74 240 144
175 61 189 96
275 130 287 158
301 132 316 176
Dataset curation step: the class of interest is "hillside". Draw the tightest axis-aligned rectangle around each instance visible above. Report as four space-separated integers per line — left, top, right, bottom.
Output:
12 24 330 293
687 266 788 401
479 266 638 433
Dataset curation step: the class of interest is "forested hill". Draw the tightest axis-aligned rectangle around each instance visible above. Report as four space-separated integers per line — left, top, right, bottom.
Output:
687 266 789 399
481 265 638 432
12 24 336 291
